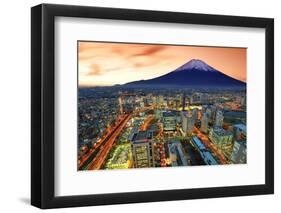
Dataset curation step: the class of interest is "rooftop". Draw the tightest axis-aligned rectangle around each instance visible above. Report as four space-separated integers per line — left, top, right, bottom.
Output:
163 111 176 117
234 140 247 148
224 111 246 118
212 126 232 136
192 136 206 150
168 141 187 166
132 130 153 143
234 124 247 133
202 151 218 165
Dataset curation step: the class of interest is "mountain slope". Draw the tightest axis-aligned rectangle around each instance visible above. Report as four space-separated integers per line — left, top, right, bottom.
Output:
122 59 246 89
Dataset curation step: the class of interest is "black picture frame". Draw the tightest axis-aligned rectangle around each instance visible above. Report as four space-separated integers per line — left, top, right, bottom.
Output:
31 3 274 209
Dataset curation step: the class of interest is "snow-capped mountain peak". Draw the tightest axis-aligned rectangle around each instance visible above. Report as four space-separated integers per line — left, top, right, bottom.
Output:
175 59 217 72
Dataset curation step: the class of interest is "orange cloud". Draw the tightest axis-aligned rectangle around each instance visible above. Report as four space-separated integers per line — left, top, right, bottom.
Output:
78 41 246 87
86 64 102 76
131 46 166 57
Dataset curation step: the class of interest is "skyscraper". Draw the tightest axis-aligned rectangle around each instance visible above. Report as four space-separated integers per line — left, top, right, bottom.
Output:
233 124 246 140
192 108 198 121
201 112 209 133
215 110 224 127
230 140 246 164
241 95 246 106
182 92 186 111
118 96 123 114
182 111 194 136
206 108 212 120
156 95 164 107
131 131 155 168
209 126 233 158
162 111 176 131
152 96 157 106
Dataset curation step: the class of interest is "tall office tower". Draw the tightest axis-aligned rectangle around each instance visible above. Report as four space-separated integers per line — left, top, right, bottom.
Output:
143 97 149 107
163 111 177 131
190 95 194 105
230 140 247 164
156 95 164 108
156 96 160 107
182 111 194 136
131 131 155 168
209 126 233 158
210 105 217 121
215 110 224 127
181 112 188 134
241 95 246 106
201 112 209 133
233 124 247 140
160 95 164 106
175 99 180 110
206 108 212 120
155 109 162 120
152 96 157 106
182 92 186 111
118 96 123 114
192 108 198 121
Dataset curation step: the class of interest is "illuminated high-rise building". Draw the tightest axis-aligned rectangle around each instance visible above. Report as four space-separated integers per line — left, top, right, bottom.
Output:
182 111 194 136
175 99 180 110
192 108 198 121
215 110 224 127
162 111 176 131
230 140 246 164
155 109 162 120
152 96 157 106
118 96 123 114
206 108 212 120
233 124 246 140
156 95 164 107
209 126 233 158
131 131 155 168
182 92 186 111
201 112 209 133
241 96 246 106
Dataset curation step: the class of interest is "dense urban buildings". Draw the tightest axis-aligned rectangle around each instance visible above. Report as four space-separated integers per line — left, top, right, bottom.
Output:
78 86 247 170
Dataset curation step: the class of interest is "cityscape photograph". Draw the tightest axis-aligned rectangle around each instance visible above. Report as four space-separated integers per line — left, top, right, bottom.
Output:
78 41 247 171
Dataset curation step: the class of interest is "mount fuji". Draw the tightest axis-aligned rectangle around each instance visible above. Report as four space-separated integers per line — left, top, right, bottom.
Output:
122 59 246 89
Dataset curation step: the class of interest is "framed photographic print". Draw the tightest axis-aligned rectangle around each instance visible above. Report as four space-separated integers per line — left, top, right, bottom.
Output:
31 3 274 209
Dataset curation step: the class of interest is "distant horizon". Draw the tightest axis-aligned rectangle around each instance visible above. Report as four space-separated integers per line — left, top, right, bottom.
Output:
78 42 247 87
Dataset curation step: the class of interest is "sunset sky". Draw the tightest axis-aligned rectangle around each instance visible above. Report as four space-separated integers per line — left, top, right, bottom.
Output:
78 41 246 87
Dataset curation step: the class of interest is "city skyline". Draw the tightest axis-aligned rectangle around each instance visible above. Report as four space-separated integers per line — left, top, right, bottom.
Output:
78 42 247 87
78 42 247 171
78 88 247 170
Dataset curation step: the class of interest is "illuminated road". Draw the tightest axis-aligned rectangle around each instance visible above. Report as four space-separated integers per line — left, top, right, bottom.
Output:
86 114 131 170
78 114 131 170
79 107 152 170
193 127 228 164
140 115 154 131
